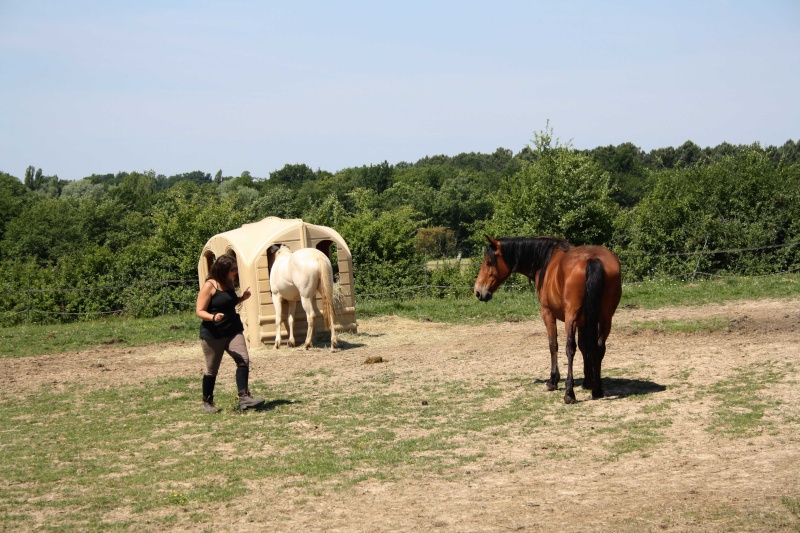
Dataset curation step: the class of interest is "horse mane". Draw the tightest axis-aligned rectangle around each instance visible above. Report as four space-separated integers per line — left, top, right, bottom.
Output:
496 237 572 288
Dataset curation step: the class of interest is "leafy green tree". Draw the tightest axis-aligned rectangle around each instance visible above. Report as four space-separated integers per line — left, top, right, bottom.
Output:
645 146 678 170
339 204 425 293
416 227 456 258
618 147 800 278
353 161 394 193
432 171 494 246
291 171 343 215
380 173 437 221
269 163 317 188
588 142 652 207
0 172 30 251
111 171 159 212
61 178 106 200
483 125 618 246
77 198 146 252
161 170 212 190
1 197 86 263
675 140 703 167
24 166 35 189
248 183 301 220
86 173 124 188
305 193 348 230
149 183 250 277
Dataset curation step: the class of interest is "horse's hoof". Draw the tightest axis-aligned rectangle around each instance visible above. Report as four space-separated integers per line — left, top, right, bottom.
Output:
545 382 558 392
564 393 577 404
274 344 280 350
592 390 605 400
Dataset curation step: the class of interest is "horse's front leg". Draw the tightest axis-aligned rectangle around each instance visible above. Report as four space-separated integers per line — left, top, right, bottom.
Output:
287 301 297 347
300 296 316 349
541 308 560 391
564 319 578 404
273 295 283 349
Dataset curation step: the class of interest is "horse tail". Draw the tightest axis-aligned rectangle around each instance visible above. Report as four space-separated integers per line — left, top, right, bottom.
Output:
317 256 336 331
582 258 605 383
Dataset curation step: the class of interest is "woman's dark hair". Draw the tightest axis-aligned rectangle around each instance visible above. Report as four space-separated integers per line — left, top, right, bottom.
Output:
208 254 237 288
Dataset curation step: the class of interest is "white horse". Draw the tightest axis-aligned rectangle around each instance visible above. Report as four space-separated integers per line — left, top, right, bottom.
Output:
269 245 338 352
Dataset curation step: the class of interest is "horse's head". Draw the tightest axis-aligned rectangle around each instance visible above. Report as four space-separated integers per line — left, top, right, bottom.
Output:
474 235 511 302
269 244 291 257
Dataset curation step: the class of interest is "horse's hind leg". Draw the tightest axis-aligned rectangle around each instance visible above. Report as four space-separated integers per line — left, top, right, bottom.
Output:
273 296 283 349
590 317 612 399
541 308 560 391
329 321 338 352
563 319 578 404
287 301 297 347
578 332 595 390
300 296 316 349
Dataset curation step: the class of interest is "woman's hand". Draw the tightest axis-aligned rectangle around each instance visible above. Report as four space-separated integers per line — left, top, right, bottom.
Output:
240 286 252 303
213 313 225 322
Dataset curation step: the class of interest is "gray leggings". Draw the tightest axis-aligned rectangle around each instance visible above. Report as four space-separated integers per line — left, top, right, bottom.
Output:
201 333 250 376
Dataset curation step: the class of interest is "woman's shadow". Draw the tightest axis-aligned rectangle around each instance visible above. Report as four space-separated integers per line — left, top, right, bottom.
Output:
255 399 297 411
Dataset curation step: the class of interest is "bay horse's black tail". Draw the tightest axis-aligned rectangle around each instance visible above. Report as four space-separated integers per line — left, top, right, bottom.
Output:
582 258 605 398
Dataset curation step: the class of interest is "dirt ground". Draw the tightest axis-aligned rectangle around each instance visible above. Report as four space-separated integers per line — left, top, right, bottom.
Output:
5 297 800 532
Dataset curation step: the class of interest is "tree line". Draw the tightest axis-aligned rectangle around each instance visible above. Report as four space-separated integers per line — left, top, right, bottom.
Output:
1 125 798 325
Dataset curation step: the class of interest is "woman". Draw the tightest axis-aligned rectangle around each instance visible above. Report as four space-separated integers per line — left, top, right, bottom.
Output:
196 254 265 413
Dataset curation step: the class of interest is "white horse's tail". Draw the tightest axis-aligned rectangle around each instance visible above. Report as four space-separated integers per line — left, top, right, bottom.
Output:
317 256 337 331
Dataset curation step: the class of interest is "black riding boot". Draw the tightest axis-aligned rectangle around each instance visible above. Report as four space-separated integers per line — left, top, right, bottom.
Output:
235 366 265 410
202 374 220 414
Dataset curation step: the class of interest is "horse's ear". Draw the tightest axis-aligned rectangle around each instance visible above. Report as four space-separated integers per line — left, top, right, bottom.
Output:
484 235 499 249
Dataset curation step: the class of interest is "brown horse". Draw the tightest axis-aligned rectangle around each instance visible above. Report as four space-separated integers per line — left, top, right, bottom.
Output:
474 236 622 404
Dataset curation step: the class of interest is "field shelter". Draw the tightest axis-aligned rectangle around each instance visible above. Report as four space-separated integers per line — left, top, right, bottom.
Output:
198 217 358 348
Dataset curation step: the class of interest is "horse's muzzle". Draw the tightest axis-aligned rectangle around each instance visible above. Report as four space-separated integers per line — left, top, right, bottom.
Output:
474 288 493 302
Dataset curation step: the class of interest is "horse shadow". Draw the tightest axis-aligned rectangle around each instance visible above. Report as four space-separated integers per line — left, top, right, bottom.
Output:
533 377 666 399
332 338 367 350
316 331 385 351
598 377 666 398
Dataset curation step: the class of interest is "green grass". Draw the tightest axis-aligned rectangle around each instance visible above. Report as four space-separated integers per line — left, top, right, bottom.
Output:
0 313 199 359
0 368 685 530
357 287 540 323
620 272 800 309
0 374 555 529
628 317 731 334
356 272 800 323
1 274 798 530
707 361 785 436
784 496 800 518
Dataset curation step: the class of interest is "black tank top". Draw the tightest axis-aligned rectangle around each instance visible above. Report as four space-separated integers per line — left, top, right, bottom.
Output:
199 285 244 340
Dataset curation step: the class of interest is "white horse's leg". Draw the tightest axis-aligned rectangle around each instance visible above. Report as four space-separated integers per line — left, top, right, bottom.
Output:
273 296 283 349
330 322 338 352
300 295 316 349
287 300 297 347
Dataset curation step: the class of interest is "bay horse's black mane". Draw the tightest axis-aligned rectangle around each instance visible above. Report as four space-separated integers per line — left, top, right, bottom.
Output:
491 237 572 289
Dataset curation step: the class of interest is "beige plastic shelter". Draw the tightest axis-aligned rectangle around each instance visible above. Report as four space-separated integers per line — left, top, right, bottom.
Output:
198 217 357 348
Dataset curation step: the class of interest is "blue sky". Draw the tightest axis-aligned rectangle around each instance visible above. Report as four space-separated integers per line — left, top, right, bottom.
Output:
1 1 798 180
